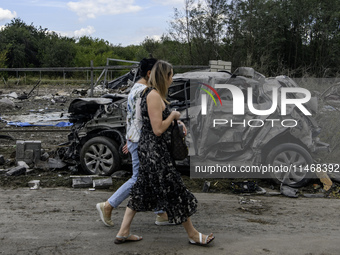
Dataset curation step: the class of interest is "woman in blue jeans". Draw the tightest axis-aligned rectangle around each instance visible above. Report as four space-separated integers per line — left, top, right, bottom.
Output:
96 58 170 226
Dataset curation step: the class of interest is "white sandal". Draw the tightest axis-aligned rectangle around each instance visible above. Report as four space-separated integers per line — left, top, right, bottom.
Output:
189 232 215 245
114 234 143 244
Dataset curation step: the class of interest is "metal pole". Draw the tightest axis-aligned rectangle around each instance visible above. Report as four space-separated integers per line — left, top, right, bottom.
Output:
103 58 109 89
90 60 94 97
184 80 189 120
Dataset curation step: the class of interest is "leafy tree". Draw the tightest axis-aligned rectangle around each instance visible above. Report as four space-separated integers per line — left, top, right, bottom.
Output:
39 32 76 67
74 36 116 67
1 2 339 80
0 50 8 67
0 49 8 80
0 18 45 68
221 0 340 76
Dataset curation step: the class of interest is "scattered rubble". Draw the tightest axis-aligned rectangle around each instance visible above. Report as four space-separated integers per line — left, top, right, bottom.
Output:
0 155 5 165
1 81 340 197
316 171 334 192
16 140 41 165
202 180 210 192
28 180 40 190
238 196 267 215
5 165 27 176
93 178 113 189
231 180 266 195
71 176 113 189
87 85 109 96
47 158 67 170
280 184 299 198
72 176 93 188
0 97 15 110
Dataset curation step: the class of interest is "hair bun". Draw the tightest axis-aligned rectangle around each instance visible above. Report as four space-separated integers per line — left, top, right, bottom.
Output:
139 58 158 77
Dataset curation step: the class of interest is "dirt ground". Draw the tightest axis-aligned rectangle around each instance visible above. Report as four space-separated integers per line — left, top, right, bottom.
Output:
1 188 339 255
1 85 340 254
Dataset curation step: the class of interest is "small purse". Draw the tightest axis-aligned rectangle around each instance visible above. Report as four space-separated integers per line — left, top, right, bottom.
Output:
170 120 188 160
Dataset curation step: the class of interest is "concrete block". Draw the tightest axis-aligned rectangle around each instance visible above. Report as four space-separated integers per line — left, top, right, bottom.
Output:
24 150 34 162
217 60 231 66
17 161 29 169
224 66 231 71
28 180 40 189
16 141 25 159
5 166 26 176
209 60 218 65
210 65 221 69
72 177 93 188
93 178 113 189
16 141 41 164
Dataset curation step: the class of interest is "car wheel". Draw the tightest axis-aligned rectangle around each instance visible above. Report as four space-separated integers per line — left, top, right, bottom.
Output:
80 136 120 176
265 143 314 188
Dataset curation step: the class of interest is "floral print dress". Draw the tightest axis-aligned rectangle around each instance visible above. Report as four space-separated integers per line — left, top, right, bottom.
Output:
127 88 197 224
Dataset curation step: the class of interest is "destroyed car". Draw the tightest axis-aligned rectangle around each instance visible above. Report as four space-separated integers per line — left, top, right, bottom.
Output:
186 67 329 187
60 72 189 176
60 95 128 176
61 67 328 188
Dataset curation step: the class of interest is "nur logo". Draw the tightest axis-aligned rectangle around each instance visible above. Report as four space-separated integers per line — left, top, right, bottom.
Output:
199 82 222 115
200 83 312 116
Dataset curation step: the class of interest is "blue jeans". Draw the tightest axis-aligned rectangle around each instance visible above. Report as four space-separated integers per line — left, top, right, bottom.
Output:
108 141 139 208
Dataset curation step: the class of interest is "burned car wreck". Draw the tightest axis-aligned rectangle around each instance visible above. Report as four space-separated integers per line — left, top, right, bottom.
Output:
187 67 329 187
60 67 328 188
59 66 190 177
60 95 128 176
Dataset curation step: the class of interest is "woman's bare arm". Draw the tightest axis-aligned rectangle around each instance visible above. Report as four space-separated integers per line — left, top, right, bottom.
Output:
147 90 180 136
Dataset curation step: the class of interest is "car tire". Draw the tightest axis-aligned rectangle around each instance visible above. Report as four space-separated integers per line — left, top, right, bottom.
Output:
80 136 120 176
265 143 314 188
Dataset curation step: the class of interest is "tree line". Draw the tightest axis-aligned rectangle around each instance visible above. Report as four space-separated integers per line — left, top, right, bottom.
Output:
0 0 339 78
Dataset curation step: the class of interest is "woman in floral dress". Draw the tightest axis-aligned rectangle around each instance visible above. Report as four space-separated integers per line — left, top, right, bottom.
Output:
114 60 215 246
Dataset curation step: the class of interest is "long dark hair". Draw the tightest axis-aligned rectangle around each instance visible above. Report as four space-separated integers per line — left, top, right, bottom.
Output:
139 58 158 79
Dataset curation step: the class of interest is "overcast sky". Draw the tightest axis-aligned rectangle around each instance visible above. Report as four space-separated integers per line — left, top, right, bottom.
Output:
0 0 184 46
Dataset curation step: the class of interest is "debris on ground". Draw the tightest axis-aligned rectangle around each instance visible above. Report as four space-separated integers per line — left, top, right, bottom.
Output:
0 84 339 197
231 180 266 195
238 196 267 215
16 140 41 165
47 158 67 170
202 180 210 192
0 155 5 165
71 175 113 189
93 178 113 189
238 197 262 205
5 165 27 176
72 176 93 188
316 171 333 191
87 85 109 96
280 184 299 198
28 180 40 190
323 184 340 198
0 97 15 110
